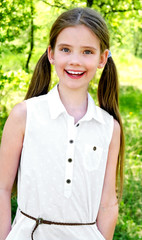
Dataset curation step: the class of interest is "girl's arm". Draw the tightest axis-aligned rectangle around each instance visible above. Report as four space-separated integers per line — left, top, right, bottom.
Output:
0 102 26 240
96 119 120 240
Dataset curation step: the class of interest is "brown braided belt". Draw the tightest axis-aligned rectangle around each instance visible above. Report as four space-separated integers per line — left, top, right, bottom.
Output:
20 210 96 240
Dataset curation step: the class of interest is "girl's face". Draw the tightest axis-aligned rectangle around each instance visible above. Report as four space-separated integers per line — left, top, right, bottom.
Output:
48 25 108 91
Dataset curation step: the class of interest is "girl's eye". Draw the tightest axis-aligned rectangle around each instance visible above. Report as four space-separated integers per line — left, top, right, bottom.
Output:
61 48 70 53
84 50 92 54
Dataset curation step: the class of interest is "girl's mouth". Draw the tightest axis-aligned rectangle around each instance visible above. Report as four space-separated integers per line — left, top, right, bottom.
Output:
65 70 86 78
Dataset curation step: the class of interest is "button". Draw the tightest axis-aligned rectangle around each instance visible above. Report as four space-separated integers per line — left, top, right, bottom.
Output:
69 140 74 144
93 146 97 151
76 123 80 127
68 158 72 163
66 179 71 184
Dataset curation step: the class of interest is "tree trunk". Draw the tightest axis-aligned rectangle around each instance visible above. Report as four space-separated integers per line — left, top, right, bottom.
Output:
25 0 34 72
87 0 93 7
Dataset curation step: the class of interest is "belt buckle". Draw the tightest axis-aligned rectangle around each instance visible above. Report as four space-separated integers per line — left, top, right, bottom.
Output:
37 217 43 225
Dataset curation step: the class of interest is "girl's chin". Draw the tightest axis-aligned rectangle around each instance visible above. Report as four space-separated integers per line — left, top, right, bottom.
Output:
59 81 88 91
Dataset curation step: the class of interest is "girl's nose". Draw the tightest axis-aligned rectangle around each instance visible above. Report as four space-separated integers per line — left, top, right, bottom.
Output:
68 53 82 66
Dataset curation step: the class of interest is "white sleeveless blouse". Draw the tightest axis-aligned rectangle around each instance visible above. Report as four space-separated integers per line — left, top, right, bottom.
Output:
6 85 114 240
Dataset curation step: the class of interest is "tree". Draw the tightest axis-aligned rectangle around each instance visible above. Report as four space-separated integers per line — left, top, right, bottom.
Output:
41 0 142 52
25 0 35 72
1 0 142 72
0 0 31 47
87 0 94 7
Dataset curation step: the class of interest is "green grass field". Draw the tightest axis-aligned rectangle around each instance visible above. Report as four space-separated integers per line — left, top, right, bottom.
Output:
0 49 142 239
114 85 142 239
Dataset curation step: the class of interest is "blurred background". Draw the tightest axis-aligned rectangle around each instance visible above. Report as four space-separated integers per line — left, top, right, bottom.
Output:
0 0 142 239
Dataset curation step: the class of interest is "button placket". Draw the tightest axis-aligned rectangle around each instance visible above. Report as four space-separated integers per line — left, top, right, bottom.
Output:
64 117 77 198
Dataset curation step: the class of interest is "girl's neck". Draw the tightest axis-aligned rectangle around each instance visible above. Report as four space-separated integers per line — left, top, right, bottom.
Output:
58 84 88 124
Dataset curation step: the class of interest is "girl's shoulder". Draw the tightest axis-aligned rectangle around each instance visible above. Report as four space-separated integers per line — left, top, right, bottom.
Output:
24 93 49 104
24 94 50 116
89 93 113 124
95 105 114 125
9 101 27 134
96 106 120 135
10 101 27 123
2 101 27 145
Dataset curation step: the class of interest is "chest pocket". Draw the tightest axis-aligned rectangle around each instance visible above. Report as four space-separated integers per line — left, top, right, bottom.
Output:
83 144 103 171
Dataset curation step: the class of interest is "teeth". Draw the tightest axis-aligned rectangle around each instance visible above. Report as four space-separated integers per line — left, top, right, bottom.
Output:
67 70 84 75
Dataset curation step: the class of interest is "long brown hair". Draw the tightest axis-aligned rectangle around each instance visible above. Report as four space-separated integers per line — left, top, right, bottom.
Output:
25 7 124 199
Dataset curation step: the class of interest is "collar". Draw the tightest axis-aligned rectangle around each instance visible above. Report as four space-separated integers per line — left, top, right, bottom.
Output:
81 93 105 124
47 85 105 124
47 85 66 119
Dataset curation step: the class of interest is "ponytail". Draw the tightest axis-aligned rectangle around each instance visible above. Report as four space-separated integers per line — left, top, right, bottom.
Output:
98 57 125 199
25 51 51 100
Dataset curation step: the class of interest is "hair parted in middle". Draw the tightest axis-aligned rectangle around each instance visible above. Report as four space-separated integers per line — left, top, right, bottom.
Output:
49 8 109 52
25 7 124 199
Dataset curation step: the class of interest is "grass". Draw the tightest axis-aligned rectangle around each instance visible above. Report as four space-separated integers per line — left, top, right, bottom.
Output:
114 85 142 239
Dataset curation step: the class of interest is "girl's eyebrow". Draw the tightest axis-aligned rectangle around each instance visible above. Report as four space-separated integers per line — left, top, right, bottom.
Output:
57 43 97 51
81 46 97 51
57 43 71 48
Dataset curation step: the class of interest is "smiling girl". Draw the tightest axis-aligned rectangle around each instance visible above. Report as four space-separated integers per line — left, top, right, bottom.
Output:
0 7 124 240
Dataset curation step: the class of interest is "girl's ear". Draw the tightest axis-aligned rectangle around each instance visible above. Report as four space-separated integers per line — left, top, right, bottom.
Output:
48 46 55 65
98 49 109 69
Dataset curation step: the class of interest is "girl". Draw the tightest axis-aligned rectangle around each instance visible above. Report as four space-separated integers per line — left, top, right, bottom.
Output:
0 7 124 240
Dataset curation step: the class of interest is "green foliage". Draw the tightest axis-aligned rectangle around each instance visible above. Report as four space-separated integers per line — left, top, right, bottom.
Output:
0 67 30 103
11 197 18 223
134 27 142 58
0 67 30 138
0 105 8 142
0 0 31 43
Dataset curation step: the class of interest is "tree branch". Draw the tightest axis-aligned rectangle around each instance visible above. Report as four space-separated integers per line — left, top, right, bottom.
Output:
41 0 68 10
25 0 34 72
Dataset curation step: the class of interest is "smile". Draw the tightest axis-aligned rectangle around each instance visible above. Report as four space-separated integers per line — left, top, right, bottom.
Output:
66 70 84 75
65 70 85 78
